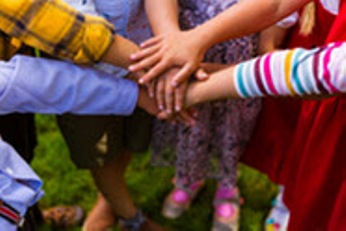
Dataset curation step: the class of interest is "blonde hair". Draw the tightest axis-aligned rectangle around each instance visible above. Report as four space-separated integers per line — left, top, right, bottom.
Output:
299 2 316 36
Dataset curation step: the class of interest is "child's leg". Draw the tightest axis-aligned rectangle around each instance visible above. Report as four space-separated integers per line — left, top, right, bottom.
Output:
90 149 137 219
58 115 162 230
212 98 261 231
55 115 136 230
160 104 213 219
80 193 115 231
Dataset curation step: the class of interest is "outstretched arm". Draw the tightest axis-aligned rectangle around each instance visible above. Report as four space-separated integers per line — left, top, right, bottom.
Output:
142 0 192 114
0 55 160 115
131 0 309 85
0 0 139 68
186 42 346 107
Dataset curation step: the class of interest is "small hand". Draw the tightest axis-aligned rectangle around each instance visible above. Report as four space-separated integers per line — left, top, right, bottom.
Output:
154 68 196 125
157 108 197 126
137 87 160 116
154 68 186 113
129 30 206 87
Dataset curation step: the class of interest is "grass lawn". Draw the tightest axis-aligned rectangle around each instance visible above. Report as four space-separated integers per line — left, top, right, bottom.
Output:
31 115 278 231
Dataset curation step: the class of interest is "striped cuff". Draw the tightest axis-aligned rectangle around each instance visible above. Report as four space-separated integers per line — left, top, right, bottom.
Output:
0 201 24 227
234 42 346 98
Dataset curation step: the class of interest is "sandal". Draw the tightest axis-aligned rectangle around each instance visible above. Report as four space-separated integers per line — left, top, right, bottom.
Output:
42 205 85 228
161 179 205 219
212 186 242 231
119 210 166 231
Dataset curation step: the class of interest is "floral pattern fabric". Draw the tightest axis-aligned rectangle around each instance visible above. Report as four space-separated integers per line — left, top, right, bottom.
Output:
152 0 262 188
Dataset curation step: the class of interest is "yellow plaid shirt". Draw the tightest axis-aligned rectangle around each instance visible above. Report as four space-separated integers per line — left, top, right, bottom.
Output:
0 0 115 63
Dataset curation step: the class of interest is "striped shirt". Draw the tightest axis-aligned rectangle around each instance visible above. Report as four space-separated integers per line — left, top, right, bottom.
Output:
0 0 115 64
234 42 346 97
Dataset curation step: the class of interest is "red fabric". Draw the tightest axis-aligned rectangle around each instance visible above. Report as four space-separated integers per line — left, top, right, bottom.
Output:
241 1 346 230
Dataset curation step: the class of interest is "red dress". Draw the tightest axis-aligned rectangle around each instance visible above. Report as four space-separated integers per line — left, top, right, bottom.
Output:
241 1 346 230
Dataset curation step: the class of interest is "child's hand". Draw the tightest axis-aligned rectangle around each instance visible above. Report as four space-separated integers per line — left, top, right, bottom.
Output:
157 108 197 127
154 68 187 113
185 65 239 108
137 87 196 126
154 67 196 125
126 71 146 83
129 30 206 87
137 87 160 115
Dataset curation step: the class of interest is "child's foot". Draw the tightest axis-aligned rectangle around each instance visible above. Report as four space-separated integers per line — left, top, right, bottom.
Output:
42 205 85 228
82 194 116 231
265 189 290 231
161 179 205 219
212 186 241 231
119 210 167 231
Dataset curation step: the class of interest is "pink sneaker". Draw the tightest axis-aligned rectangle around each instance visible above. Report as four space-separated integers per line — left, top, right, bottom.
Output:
212 186 242 231
161 179 205 219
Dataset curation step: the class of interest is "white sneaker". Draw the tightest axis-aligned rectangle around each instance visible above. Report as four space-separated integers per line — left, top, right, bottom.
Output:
265 187 290 231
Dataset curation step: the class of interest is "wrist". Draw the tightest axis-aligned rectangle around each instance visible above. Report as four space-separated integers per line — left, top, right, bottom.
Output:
102 35 140 69
192 25 215 53
158 25 180 35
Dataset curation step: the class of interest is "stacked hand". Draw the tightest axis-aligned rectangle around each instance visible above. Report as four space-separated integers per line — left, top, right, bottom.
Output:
129 30 208 86
128 30 227 125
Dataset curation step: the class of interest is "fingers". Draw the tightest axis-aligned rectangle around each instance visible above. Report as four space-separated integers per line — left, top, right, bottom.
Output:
165 80 175 114
174 83 187 112
129 53 161 74
194 68 209 80
146 81 155 98
157 110 172 120
140 36 162 49
176 110 196 126
156 110 195 126
156 77 166 111
130 45 159 62
138 59 170 84
172 63 195 86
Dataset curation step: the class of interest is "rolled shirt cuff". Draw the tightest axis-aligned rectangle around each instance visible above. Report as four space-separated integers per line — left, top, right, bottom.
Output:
0 138 44 218
73 15 115 64
0 55 138 115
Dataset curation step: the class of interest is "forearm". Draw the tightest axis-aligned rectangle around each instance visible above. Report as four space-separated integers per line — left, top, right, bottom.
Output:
101 34 140 69
186 67 239 107
145 0 180 34
0 55 139 115
258 26 287 54
235 42 346 98
0 0 115 64
186 42 346 106
192 0 308 51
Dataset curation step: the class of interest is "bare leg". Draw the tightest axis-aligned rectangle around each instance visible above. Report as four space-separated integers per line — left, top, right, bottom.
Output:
91 149 137 219
86 149 166 231
82 193 116 231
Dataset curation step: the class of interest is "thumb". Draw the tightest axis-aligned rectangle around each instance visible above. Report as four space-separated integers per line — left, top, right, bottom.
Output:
194 68 209 80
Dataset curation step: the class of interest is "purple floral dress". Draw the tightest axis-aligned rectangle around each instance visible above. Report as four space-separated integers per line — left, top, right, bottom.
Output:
152 0 262 189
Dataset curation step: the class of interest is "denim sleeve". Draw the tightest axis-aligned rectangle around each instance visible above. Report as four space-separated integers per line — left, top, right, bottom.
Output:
0 55 138 115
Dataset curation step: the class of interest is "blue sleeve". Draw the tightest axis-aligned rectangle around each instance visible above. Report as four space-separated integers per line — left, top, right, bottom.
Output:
0 55 139 115
0 138 43 220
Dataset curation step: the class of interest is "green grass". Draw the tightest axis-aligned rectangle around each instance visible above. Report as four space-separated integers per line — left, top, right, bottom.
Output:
31 115 278 231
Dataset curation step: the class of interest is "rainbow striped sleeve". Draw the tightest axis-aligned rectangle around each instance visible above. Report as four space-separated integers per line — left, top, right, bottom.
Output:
234 42 346 97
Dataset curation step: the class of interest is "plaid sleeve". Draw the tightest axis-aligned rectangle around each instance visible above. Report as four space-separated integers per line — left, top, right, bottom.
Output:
0 0 115 64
